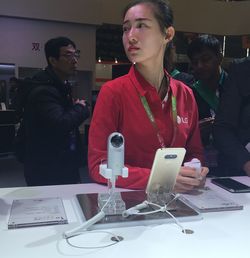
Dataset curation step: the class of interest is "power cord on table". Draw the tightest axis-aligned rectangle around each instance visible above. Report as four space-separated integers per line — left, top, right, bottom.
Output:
63 193 124 249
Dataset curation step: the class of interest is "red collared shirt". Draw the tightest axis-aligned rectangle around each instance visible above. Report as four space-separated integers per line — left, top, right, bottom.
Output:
88 65 203 189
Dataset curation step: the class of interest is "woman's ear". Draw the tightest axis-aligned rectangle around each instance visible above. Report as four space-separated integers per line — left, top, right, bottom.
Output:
165 26 175 44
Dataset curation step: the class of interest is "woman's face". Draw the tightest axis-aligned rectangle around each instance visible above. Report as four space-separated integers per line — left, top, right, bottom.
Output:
122 3 168 65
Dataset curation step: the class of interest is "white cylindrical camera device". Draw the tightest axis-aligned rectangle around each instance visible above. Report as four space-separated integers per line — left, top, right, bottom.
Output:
107 132 124 176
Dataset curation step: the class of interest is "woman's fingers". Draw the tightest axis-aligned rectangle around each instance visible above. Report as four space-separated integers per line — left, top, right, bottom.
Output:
173 166 209 193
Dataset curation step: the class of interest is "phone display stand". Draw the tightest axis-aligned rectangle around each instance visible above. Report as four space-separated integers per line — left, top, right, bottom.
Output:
146 191 173 206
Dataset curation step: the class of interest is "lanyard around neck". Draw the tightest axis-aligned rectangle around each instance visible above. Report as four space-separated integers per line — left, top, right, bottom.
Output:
140 93 177 148
170 69 180 78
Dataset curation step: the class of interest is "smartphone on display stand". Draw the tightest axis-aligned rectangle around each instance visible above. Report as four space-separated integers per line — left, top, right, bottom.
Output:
146 148 186 194
211 177 250 193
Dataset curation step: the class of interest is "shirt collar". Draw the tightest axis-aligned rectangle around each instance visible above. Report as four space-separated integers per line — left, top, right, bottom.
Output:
128 65 175 96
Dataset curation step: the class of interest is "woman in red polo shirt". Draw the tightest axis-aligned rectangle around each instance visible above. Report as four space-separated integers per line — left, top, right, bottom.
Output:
88 0 209 191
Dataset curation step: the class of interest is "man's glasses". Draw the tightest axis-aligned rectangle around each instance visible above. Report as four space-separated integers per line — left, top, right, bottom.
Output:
60 52 80 61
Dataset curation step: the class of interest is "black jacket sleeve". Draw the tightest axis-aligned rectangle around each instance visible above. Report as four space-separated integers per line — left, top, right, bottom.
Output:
213 59 250 171
28 86 90 134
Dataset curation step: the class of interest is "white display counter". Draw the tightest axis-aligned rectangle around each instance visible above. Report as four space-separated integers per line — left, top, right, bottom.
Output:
0 177 250 258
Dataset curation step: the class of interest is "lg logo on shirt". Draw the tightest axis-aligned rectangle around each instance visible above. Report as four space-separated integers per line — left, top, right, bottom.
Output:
177 115 188 124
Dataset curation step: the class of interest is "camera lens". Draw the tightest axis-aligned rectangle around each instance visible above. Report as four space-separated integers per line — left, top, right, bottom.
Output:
111 134 123 148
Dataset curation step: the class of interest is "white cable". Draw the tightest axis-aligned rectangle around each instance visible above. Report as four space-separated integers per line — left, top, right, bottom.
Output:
63 193 125 249
100 194 113 212
122 201 149 217
122 193 180 217
63 194 113 239
65 230 122 249
121 193 190 233
164 208 185 232
63 211 105 239
165 193 180 207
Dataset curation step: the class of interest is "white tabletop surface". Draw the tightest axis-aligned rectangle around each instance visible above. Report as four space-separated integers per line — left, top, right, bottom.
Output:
1 177 250 258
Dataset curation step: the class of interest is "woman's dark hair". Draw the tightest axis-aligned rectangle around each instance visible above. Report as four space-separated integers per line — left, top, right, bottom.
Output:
44 36 76 65
187 34 222 60
123 0 174 70
123 0 173 34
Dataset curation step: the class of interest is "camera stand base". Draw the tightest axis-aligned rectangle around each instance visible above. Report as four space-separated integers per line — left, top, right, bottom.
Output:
98 192 126 215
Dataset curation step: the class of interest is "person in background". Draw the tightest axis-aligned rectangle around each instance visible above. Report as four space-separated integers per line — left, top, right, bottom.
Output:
88 0 208 192
8 76 19 109
22 36 89 186
187 34 227 175
165 41 195 87
214 57 250 177
187 34 226 121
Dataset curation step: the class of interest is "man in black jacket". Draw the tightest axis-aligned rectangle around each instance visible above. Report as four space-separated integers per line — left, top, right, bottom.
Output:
187 35 227 176
23 37 89 186
214 57 250 177
187 35 226 121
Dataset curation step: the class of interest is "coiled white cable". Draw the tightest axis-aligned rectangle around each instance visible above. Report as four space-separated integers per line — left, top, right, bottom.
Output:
63 193 124 249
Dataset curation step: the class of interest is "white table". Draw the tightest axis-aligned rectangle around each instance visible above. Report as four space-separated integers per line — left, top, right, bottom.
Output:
1 177 250 258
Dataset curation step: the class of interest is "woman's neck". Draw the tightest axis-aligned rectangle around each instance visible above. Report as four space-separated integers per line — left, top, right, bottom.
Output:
135 62 165 91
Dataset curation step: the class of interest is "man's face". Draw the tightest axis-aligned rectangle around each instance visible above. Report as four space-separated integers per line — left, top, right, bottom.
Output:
50 44 79 80
190 47 222 82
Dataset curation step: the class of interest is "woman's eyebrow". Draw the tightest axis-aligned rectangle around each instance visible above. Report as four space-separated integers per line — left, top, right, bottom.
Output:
123 17 152 25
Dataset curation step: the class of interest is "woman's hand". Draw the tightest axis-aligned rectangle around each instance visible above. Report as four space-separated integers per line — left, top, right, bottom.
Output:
173 166 209 193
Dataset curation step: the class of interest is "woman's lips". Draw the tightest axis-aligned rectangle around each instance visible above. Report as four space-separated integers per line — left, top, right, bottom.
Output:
128 46 139 52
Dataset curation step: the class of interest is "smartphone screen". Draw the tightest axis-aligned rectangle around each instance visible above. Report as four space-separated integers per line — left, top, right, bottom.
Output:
211 178 250 193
